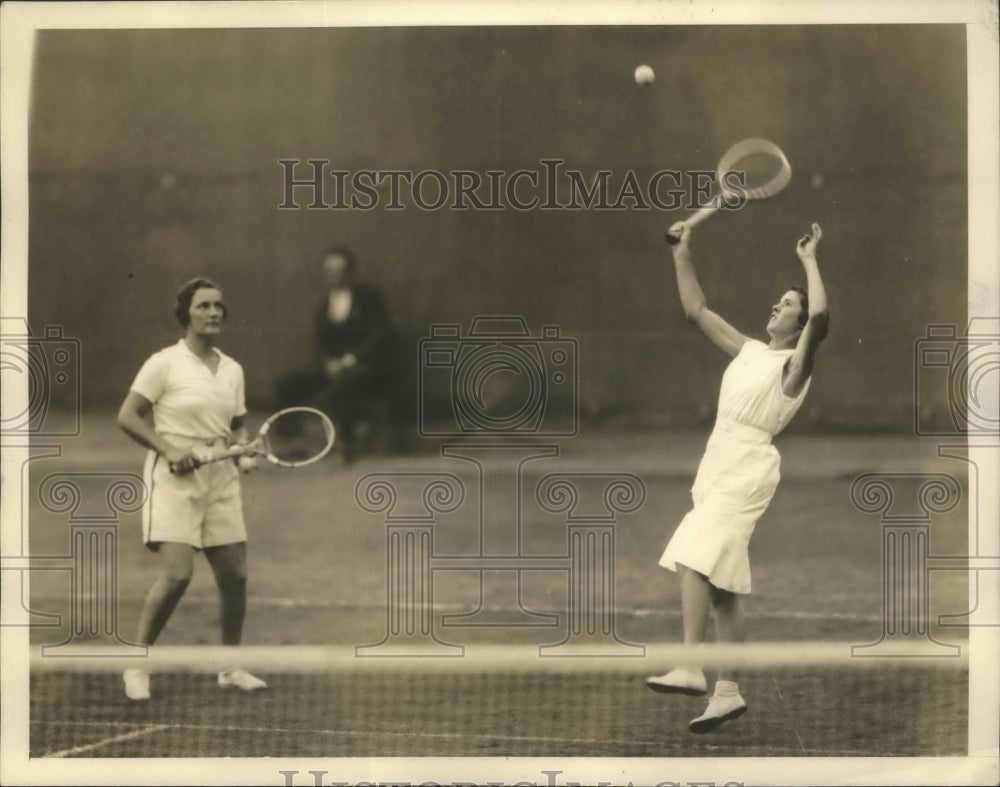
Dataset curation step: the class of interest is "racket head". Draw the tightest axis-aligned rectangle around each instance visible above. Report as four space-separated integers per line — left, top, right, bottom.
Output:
716 137 792 201
665 138 791 245
257 407 336 468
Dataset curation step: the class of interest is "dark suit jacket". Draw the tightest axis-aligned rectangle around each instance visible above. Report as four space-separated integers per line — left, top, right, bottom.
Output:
313 284 394 381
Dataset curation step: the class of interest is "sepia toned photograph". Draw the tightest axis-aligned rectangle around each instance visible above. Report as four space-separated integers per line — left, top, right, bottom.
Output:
1 2 997 785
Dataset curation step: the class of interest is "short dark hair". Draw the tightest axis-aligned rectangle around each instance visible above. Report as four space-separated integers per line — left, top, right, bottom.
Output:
322 246 357 272
788 286 809 328
174 277 226 327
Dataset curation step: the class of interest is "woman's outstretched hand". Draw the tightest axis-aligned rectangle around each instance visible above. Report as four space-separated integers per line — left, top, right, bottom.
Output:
666 221 691 250
796 222 822 260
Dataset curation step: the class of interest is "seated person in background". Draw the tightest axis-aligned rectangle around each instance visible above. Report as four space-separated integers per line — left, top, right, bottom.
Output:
275 246 397 464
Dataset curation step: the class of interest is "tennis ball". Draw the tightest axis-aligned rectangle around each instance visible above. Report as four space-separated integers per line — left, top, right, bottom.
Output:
634 64 655 86
237 455 259 473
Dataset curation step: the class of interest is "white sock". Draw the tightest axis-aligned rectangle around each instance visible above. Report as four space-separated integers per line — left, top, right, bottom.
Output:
714 680 740 697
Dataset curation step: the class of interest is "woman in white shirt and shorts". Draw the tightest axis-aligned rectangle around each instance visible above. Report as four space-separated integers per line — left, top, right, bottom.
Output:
647 223 829 733
117 278 267 700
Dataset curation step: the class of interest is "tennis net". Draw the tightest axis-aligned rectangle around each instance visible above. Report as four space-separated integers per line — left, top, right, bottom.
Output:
28 642 969 758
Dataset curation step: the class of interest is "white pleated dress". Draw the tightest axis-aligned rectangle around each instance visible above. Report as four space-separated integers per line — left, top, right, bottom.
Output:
659 339 810 594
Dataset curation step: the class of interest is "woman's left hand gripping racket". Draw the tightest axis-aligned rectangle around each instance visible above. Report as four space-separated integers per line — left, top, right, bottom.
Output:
169 407 336 474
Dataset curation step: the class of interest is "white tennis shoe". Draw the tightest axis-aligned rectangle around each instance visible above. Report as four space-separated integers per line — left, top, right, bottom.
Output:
645 667 708 696
688 692 747 734
123 668 151 701
218 668 268 691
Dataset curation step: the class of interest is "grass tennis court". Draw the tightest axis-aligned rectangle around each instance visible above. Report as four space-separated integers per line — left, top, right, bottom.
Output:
24 419 970 757
31 667 967 758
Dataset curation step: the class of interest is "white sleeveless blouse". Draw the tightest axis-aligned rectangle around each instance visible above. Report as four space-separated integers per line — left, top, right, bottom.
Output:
659 339 811 593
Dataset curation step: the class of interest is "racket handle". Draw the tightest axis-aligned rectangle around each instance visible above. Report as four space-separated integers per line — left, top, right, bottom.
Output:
665 205 719 244
168 444 254 474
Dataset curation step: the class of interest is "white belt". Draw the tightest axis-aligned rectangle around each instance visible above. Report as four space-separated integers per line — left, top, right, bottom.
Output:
712 418 772 444
161 433 229 449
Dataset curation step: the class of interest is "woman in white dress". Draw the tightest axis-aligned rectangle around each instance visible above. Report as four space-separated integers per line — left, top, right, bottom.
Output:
647 221 829 734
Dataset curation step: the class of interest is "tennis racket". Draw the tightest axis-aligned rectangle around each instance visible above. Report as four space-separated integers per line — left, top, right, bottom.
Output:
665 137 792 244
169 407 336 473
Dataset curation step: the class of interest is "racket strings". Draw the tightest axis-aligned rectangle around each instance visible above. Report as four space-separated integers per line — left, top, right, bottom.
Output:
723 152 786 197
716 138 792 201
261 408 335 466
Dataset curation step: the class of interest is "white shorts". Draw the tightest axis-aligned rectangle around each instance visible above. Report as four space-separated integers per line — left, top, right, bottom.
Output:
142 435 246 551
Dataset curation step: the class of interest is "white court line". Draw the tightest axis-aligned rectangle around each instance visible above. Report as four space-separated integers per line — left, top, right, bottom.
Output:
37 593 890 622
40 719 662 749
32 719 894 757
771 674 808 755
247 599 894 624
42 723 170 758
240 598 891 622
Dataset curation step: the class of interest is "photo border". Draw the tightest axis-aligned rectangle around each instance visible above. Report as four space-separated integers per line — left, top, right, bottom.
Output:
2 1 997 785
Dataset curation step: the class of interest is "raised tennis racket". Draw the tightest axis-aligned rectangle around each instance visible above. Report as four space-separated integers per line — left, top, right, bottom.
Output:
665 137 792 244
170 407 336 473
